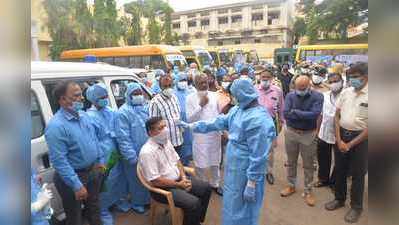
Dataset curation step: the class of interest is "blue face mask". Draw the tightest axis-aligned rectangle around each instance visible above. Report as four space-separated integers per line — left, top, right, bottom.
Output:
131 95 144 105
349 77 364 89
97 98 109 108
72 101 84 112
296 89 309 97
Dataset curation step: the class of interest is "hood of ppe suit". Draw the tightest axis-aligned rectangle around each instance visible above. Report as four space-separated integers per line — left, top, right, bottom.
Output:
86 83 108 104
177 72 188 82
125 82 142 105
230 78 258 108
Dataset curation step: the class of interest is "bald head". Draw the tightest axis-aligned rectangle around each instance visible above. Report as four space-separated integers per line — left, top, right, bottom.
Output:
194 73 209 91
295 75 310 91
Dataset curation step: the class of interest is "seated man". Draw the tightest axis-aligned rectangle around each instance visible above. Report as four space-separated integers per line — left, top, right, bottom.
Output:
138 117 212 225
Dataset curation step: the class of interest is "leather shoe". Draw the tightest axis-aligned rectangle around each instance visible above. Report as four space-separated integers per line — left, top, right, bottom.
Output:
304 193 316 207
280 186 296 197
325 200 345 211
344 208 362 223
266 173 275 185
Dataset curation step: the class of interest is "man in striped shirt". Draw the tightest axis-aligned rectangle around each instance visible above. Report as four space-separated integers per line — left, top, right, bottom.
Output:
149 74 184 153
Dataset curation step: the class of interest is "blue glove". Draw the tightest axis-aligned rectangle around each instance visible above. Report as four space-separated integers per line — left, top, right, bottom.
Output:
175 119 192 129
243 184 256 202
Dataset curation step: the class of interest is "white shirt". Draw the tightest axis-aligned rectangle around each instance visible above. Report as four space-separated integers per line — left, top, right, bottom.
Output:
318 91 340 144
336 84 368 131
138 138 181 182
186 91 222 168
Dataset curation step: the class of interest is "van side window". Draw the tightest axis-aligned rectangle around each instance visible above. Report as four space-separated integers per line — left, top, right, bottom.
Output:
31 91 45 139
110 80 151 108
43 79 100 113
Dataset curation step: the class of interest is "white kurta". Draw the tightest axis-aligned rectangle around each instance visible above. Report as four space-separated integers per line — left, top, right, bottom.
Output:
186 91 222 168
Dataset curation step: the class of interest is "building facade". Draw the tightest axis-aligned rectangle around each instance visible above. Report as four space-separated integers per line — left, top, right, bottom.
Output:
31 0 52 61
170 0 294 60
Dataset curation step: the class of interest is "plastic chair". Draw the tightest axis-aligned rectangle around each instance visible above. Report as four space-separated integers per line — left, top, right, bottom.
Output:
137 164 195 225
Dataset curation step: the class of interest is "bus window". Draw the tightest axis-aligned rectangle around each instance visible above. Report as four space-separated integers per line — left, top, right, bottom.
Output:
150 55 166 69
219 52 231 64
284 55 289 63
129 56 142 68
100 57 115 65
114 57 130 67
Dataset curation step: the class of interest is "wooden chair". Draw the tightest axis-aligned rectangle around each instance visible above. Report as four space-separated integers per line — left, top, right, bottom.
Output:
137 164 195 225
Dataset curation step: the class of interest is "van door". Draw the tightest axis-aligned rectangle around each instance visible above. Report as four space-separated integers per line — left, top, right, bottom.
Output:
103 76 153 109
31 80 65 220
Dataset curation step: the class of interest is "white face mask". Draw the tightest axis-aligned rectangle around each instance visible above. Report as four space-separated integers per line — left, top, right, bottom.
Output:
330 81 343 92
162 88 174 97
177 81 188 90
197 90 208 97
153 128 169 145
312 75 324 84
261 80 270 89
221 82 230 90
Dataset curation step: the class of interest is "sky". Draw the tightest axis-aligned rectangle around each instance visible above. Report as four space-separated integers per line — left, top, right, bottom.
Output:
116 0 249 12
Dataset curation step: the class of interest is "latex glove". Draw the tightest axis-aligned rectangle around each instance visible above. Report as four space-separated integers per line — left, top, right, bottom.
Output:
243 181 256 202
31 184 53 213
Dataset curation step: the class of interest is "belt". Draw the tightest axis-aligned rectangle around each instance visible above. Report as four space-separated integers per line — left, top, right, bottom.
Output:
287 126 315 134
75 164 95 173
340 127 362 137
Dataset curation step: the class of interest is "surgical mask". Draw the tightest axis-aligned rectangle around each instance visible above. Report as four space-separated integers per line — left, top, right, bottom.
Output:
330 81 343 92
349 77 364 89
261 80 270 89
221 82 231 90
296 89 309 97
162 88 174 97
312 75 324 85
153 128 169 145
131 95 144 105
97 98 109 108
177 81 188 90
71 101 84 112
241 75 249 79
197 90 208 97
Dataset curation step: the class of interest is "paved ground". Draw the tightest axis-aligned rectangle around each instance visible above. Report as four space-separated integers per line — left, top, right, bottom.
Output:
115 132 368 225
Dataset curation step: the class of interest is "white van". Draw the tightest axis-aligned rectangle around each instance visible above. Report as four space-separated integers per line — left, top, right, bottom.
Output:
31 61 153 223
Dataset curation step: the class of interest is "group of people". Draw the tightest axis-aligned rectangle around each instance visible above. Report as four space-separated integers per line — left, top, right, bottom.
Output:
30 59 368 225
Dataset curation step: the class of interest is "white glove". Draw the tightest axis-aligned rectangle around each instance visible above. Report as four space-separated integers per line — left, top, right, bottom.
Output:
31 184 53 213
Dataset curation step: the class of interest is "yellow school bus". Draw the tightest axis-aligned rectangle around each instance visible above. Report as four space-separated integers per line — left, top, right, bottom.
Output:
295 43 368 65
177 46 213 71
60 45 187 71
207 47 234 67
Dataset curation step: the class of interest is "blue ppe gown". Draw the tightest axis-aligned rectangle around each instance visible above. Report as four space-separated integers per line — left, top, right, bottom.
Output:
115 82 151 208
31 170 50 225
173 72 195 165
192 78 276 225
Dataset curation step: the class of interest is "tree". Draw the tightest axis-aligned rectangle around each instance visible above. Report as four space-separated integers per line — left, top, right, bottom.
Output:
124 1 143 45
74 0 95 48
161 4 174 44
293 17 306 44
93 0 121 47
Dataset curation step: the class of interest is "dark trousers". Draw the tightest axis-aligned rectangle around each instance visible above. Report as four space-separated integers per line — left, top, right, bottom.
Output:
334 128 368 210
317 138 336 185
54 169 103 225
151 177 212 225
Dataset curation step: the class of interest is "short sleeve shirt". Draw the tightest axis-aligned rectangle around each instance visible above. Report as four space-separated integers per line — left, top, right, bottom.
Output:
336 84 368 131
139 138 181 182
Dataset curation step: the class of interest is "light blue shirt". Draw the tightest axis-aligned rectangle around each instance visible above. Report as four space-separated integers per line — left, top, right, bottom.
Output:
45 108 104 191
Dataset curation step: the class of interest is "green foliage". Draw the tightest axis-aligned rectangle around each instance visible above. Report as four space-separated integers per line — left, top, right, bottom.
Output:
293 17 306 44
93 0 121 47
124 1 143 45
298 0 368 43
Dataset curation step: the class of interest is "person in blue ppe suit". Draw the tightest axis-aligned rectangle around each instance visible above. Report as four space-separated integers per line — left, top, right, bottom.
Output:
234 62 243 74
172 65 180 85
151 69 165 94
115 82 151 214
31 169 52 225
180 78 276 225
86 83 128 225
173 72 195 166
216 64 228 85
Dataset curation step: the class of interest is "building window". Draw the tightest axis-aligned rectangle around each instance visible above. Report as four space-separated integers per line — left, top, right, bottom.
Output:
231 15 242 23
218 9 228 14
268 12 280 25
172 15 180 20
231 7 242 13
234 40 241 44
218 17 228 25
252 5 264 10
252 13 263 21
218 41 223 46
255 39 261 43
187 13 196 18
188 20 197 27
201 19 210 26
172 23 180 29
200 11 210 16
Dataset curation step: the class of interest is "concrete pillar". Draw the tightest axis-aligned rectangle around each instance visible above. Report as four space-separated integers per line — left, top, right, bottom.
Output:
31 20 40 61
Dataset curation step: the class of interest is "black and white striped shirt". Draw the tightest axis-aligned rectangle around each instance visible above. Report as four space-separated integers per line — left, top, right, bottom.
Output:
149 93 183 147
